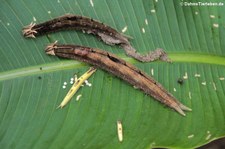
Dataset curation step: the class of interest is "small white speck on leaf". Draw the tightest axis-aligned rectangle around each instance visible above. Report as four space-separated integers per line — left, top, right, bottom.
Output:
84 80 92 87
33 17 36 22
151 9 156 13
188 92 192 99
48 11 51 14
213 23 219 28
201 82 206 85
76 94 82 101
206 133 211 140
122 26 128 33
210 15 215 18
212 82 217 91
151 68 154 76
142 28 145 33
194 74 201 77
183 72 188 79
195 11 199 15
188 134 194 139
145 19 148 25
219 77 224 80
90 0 94 7
173 88 176 92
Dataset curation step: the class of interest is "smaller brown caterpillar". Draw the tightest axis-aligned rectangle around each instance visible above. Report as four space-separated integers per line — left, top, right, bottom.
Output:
45 42 191 116
22 14 171 63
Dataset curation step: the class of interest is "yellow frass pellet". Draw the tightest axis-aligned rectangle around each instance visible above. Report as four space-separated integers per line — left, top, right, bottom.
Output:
117 120 123 142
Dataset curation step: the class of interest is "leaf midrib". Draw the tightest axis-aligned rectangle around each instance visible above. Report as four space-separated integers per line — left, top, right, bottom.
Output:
0 53 225 81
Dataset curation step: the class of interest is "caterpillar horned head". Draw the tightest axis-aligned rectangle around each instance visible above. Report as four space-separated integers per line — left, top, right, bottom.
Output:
45 41 58 56
22 22 37 38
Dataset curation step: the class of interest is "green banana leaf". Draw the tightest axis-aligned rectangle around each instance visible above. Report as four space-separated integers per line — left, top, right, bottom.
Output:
1 0 225 148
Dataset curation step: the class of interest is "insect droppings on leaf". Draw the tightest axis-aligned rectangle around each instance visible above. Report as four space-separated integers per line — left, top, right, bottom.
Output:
194 73 200 77
188 134 194 139
205 131 212 140
90 0 94 7
212 82 217 91
183 72 188 79
122 26 128 33
151 9 156 13
142 28 145 33
145 19 148 25
84 80 92 87
219 77 224 81
188 92 192 99
201 82 206 86
213 23 219 28
173 88 176 92
151 68 154 76
177 78 184 85
76 94 82 101
210 15 215 18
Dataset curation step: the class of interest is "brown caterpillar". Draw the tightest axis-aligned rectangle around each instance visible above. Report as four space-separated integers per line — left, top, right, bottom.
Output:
45 42 191 116
22 14 171 62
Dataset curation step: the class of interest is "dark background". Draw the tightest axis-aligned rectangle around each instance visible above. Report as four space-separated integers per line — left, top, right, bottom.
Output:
155 137 225 149
198 137 225 149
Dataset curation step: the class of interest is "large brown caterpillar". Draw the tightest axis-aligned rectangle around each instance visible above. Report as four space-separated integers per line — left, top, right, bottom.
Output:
22 14 171 62
45 42 191 116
